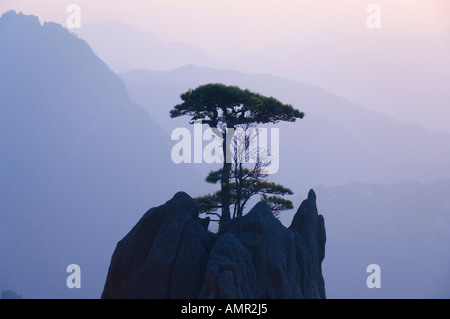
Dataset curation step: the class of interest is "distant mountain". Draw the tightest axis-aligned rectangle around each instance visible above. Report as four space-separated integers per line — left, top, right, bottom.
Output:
2 10 449 300
118 58 450 299
120 65 450 192
218 31 450 134
0 11 205 298
74 19 450 133
73 19 217 73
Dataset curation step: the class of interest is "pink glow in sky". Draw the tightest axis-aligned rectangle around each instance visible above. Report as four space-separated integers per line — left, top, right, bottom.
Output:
1 0 450 58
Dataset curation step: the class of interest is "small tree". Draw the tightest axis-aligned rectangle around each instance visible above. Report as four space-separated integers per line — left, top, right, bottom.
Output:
197 126 294 220
170 83 303 225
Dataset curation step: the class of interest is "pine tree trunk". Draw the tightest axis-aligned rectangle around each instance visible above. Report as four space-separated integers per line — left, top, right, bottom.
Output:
220 128 232 225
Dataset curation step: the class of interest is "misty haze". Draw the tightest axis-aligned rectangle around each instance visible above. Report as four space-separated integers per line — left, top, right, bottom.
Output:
0 1 449 300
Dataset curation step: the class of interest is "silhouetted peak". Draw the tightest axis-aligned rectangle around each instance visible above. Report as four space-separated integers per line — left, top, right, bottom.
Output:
308 189 316 201
163 191 199 218
102 192 327 299
290 189 320 231
219 200 276 235
0 10 41 27
1 10 69 35
0 10 131 113
247 200 273 218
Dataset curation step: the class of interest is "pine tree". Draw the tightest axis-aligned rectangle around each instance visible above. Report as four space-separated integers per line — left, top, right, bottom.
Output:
170 83 303 225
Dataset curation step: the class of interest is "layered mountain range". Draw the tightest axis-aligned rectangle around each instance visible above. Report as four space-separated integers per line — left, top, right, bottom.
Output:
0 11 203 298
1 10 449 298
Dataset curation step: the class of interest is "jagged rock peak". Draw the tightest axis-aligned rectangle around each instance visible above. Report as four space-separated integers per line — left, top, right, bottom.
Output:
102 190 326 299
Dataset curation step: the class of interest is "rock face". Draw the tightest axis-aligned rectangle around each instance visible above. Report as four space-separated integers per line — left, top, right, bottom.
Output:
101 190 326 299
289 190 327 299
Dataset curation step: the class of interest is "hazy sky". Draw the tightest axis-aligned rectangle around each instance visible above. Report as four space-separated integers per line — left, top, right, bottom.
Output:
1 0 450 58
